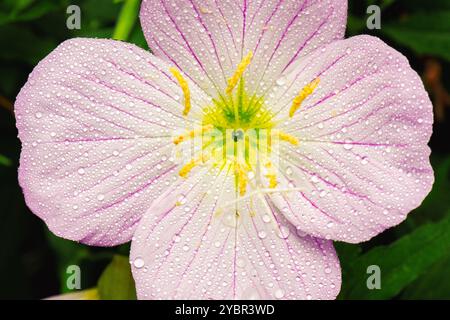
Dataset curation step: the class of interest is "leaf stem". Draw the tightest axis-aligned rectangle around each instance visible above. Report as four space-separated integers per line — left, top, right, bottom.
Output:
112 0 141 41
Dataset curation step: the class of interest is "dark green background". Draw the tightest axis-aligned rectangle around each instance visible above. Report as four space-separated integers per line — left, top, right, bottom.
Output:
0 0 449 299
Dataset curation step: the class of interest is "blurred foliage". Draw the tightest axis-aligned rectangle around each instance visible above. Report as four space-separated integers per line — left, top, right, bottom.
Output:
97 255 136 300
0 0 449 299
337 213 450 299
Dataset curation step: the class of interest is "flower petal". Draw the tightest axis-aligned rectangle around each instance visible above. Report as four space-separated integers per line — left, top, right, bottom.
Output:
15 38 210 246
139 0 347 96
267 35 434 243
130 168 340 299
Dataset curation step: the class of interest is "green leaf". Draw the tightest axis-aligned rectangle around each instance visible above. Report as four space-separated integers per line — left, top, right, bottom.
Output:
0 154 12 167
97 255 136 300
339 213 450 299
403 156 450 229
346 15 366 36
334 242 363 300
46 232 90 292
0 0 62 25
401 252 450 299
397 0 450 12
0 25 56 65
382 12 450 61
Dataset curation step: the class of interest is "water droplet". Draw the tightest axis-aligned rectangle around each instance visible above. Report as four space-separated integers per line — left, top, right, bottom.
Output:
236 258 246 268
274 289 285 299
241 287 260 299
262 215 271 223
277 226 290 239
96 194 105 201
276 77 286 86
77 168 85 175
296 226 307 237
35 112 42 119
258 231 267 239
222 212 241 228
343 140 353 150
133 257 145 268
285 167 293 176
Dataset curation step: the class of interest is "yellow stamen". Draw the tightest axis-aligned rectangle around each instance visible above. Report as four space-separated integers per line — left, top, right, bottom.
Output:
289 78 320 118
173 124 214 145
179 154 209 178
170 67 191 116
226 52 253 95
264 160 277 188
234 161 248 196
278 131 299 146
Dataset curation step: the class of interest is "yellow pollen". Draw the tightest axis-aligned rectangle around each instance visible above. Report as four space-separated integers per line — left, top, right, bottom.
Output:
170 67 191 116
173 124 214 145
289 78 320 118
264 160 278 189
234 161 248 196
278 131 299 146
179 154 210 178
226 52 253 95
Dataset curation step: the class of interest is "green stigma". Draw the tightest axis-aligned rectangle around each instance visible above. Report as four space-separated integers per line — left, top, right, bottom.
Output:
202 80 274 130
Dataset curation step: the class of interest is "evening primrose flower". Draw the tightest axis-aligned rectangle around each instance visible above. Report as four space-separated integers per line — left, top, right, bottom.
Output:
15 0 433 300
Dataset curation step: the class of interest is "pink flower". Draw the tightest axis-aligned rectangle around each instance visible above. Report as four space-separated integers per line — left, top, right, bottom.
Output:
15 0 433 300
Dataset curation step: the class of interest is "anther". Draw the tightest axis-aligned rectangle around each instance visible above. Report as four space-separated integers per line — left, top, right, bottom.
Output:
234 161 248 196
179 154 210 178
173 124 214 145
170 67 192 116
264 160 278 189
226 52 253 95
289 78 320 118
277 131 299 146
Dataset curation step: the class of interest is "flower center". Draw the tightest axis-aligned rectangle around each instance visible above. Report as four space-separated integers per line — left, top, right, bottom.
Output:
170 52 319 196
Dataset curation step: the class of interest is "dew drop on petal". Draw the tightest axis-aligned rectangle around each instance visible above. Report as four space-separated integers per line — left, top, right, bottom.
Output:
133 257 145 269
276 77 286 86
258 231 267 239
343 140 354 150
277 226 290 239
241 287 260 300
274 289 285 299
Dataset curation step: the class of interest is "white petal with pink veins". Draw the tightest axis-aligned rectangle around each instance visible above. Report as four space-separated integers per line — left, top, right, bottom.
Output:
15 38 211 246
266 35 434 242
130 167 341 299
140 0 347 96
